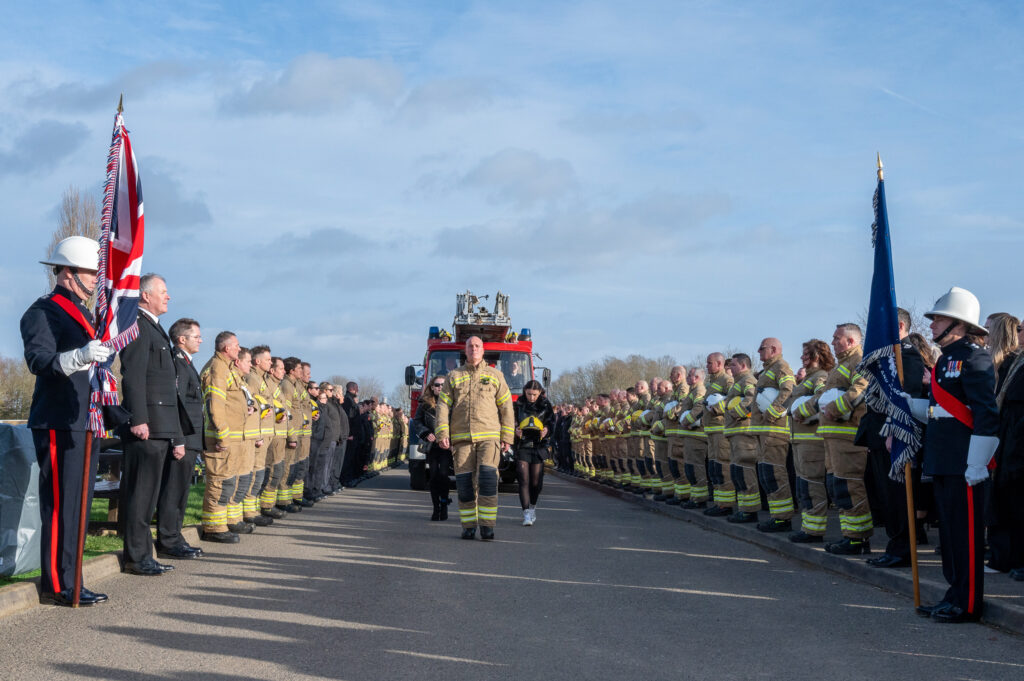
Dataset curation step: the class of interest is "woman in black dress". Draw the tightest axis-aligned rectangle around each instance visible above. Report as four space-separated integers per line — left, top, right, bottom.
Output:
514 380 555 526
411 375 453 521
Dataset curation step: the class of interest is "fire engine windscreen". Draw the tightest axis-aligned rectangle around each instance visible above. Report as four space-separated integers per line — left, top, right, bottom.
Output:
429 351 531 390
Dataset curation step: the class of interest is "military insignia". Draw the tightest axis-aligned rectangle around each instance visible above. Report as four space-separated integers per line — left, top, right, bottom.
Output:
944 360 962 378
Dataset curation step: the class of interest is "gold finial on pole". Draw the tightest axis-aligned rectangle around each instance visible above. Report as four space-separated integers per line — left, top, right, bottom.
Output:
117 94 124 113
877 152 884 181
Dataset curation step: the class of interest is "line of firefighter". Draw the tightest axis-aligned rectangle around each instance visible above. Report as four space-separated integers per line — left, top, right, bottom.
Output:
197 333 408 543
564 325 878 554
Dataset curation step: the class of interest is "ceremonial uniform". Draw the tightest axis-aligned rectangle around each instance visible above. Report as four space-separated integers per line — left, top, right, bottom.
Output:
200 352 248 535
21 286 101 597
816 347 871 543
435 362 514 532
702 370 735 513
725 369 760 514
751 357 796 524
678 381 709 505
789 368 828 537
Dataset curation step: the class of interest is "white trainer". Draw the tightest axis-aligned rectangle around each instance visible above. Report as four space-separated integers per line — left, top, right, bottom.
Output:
522 510 534 526
528 508 537 524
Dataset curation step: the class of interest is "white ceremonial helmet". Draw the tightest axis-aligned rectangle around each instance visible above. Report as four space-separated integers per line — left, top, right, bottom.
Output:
40 235 100 272
924 286 987 336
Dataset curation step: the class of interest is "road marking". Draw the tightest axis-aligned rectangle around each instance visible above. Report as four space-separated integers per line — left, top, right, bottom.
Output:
841 603 897 611
874 650 1024 668
384 650 506 666
607 547 769 564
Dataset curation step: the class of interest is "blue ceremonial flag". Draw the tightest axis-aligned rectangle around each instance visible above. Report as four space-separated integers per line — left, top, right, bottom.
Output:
859 158 921 481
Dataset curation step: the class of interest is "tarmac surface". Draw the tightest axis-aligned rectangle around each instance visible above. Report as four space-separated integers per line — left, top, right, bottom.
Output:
2 468 1023 681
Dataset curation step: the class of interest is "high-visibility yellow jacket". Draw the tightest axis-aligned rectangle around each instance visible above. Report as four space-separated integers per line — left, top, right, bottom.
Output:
278 375 300 442
265 374 288 438
297 383 312 437
247 368 274 440
435 362 514 444
724 370 757 437
814 347 869 440
698 371 734 433
790 368 828 442
673 381 707 438
751 356 796 441
200 351 247 450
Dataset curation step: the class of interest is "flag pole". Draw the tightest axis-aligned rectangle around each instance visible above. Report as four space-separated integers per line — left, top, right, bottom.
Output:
880 154 921 608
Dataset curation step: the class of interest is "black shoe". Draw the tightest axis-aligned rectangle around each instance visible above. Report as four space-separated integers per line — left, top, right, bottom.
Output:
757 518 792 533
439 505 448 521
250 515 273 527
932 604 981 624
297 499 315 508
665 497 683 506
41 589 105 607
431 508 441 521
480 526 495 541
228 522 255 534
866 553 910 568
262 507 285 519
153 560 174 573
727 511 759 524
703 505 732 517
157 544 201 560
681 499 706 509
789 531 823 544
461 527 476 540
123 560 165 576
825 538 871 555
202 531 240 543
80 587 108 604
286 503 303 513
916 601 951 618
181 543 204 557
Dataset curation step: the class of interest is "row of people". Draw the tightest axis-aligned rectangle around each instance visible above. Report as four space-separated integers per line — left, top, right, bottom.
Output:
555 288 1021 624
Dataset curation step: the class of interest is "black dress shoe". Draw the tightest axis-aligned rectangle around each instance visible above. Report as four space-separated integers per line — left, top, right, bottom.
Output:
789 531 823 544
480 526 495 541
152 560 175 573
285 503 303 513
439 505 448 521
757 518 792 533
866 553 910 568
461 527 476 540
228 521 255 534
123 560 165 576
203 530 241 543
182 544 204 557
932 604 981 624
727 511 759 524
825 538 871 555
80 587 108 603
262 507 285 519
916 601 951 618
297 498 315 508
431 509 441 521
157 544 201 559
250 515 273 527
703 505 732 517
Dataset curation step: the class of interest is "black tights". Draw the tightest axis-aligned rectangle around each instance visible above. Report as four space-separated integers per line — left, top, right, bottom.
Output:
428 450 453 509
517 460 544 509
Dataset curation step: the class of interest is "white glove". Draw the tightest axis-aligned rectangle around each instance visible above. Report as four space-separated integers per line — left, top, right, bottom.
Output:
58 340 112 376
899 392 930 423
965 435 999 486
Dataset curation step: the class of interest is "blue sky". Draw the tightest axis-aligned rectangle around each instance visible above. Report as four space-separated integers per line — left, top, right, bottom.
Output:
1 1 1021 390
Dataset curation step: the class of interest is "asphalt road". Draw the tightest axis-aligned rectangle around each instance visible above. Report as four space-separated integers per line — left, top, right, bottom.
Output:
2 469 1023 681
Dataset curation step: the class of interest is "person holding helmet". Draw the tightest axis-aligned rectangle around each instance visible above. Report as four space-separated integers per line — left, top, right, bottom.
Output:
514 380 555 526
21 236 113 606
909 287 999 623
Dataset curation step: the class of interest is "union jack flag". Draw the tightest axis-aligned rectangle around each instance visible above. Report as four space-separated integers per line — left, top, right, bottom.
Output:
89 107 145 435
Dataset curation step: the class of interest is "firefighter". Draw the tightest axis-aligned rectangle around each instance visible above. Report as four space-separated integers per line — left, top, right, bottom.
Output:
227 347 264 532
199 332 248 543
275 357 303 513
435 336 515 541
911 287 999 623
252 349 286 519
815 323 872 555
661 366 690 503
289 361 314 503
650 379 675 499
723 354 760 523
788 339 833 542
678 367 709 507
751 338 796 532
702 353 736 516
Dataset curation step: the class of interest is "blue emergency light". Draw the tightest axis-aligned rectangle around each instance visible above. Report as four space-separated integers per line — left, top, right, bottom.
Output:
429 326 440 339
520 328 531 340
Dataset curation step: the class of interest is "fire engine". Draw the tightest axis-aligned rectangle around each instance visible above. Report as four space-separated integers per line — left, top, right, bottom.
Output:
404 291 549 490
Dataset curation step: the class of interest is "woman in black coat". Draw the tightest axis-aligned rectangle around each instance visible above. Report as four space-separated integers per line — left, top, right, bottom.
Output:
411 375 453 520
514 380 555 526
988 350 1024 578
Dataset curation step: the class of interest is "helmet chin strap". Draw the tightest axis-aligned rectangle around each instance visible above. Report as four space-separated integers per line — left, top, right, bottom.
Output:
932 320 960 346
71 268 96 299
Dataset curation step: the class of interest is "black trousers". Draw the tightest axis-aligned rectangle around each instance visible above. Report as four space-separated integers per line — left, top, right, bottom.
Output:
426 447 453 508
329 441 347 490
156 447 198 550
933 474 987 614
987 477 1024 571
305 437 325 497
121 438 172 564
867 446 923 559
32 429 98 595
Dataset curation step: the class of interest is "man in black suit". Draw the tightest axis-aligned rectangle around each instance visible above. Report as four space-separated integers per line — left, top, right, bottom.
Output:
21 236 112 607
163 317 205 559
118 274 187 576
340 383 361 485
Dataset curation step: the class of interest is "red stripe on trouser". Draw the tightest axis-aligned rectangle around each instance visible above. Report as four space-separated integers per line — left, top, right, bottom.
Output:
967 484 977 614
48 430 61 592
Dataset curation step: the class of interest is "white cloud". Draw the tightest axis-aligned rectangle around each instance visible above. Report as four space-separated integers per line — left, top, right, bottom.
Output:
0 119 88 176
461 148 578 208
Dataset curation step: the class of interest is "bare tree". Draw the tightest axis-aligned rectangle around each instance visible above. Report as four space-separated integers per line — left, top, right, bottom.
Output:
356 375 386 403
46 186 101 289
0 354 36 420
387 382 411 413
